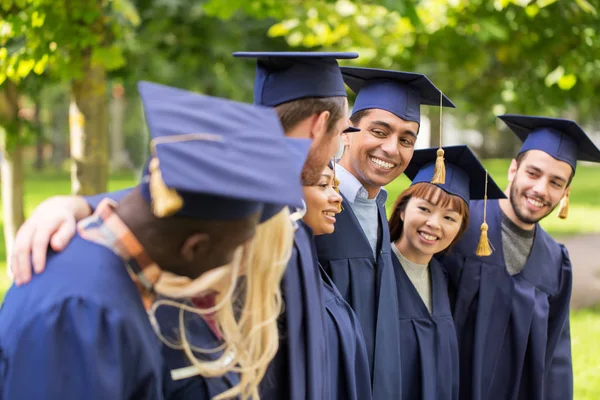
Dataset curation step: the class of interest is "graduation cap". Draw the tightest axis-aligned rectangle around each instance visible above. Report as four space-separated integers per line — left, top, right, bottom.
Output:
497 114 600 172
341 67 455 125
136 81 307 221
233 51 358 107
404 145 506 256
498 114 600 219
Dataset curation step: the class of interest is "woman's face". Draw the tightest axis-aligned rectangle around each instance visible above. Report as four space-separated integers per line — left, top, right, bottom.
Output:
396 196 463 264
302 166 343 236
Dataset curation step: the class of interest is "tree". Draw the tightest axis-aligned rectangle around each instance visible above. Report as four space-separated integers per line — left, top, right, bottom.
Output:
1 0 140 195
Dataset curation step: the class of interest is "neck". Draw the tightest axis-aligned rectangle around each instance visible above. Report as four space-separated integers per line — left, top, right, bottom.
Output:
284 118 312 139
338 154 381 199
394 238 432 265
498 196 535 231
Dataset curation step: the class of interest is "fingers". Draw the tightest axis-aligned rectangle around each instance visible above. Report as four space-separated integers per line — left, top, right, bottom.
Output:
11 221 35 286
50 216 76 252
31 222 55 275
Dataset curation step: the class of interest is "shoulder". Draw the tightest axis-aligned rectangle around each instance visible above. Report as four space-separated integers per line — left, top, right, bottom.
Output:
0 235 142 337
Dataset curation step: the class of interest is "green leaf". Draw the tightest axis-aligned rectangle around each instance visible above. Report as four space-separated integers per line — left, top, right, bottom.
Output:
557 74 577 90
545 65 564 87
574 0 597 15
31 11 45 28
91 45 125 71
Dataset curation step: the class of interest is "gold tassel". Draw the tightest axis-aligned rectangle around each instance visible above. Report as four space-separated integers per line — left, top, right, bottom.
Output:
332 157 343 212
557 190 569 219
149 157 183 218
475 222 492 256
475 170 493 256
431 91 445 184
431 148 446 184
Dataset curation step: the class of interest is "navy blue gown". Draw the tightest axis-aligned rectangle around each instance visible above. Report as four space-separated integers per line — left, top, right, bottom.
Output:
320 265 372 400
391 254 459 400
440 199 573 400
0 235 163 399
156 299 240 400
315 194 402 399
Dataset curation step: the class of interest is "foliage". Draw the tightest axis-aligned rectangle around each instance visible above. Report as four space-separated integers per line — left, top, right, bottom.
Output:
0 0 140 85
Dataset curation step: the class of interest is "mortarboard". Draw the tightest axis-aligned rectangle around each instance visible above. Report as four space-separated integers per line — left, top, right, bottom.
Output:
405 145 505 204
497 114 600 172
136 81 307 221
405 145 506 256
233 51 358 107
341 67 455 125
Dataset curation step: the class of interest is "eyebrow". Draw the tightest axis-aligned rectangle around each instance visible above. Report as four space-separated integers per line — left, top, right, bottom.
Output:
370 120 418 139
421 198 459 213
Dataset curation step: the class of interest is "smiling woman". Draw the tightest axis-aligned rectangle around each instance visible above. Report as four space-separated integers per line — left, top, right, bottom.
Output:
386 145 506 400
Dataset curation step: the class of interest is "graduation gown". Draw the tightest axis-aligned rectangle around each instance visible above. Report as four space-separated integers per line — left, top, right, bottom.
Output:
156 299 239 400
260 220 327 400
391 255 459 400
0 235 163 399
440 199 573 400
320 265 373 400
315 194 402 399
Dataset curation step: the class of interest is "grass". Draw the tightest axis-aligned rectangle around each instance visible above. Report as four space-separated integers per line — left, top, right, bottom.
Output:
0 161 599 398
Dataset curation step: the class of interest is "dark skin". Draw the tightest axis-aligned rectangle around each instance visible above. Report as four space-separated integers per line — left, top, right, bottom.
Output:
116 188 260 279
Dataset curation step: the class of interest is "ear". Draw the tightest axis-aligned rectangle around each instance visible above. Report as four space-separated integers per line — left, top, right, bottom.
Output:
341 130 353 147
309 110 331 140
180 233 210 263
400 210 405 222
507 159 518 183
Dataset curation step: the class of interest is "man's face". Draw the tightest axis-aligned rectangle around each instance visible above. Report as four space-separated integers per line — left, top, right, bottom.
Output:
508 150 572 225
341 109 419 193
301 98 350 185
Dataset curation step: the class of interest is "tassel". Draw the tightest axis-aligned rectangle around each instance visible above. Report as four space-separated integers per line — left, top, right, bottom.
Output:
431 91 445 184
332 157 343 212
431 148 446 184
149 157 183 217
557 190 569 219
475 222 492 256
475 170 493 256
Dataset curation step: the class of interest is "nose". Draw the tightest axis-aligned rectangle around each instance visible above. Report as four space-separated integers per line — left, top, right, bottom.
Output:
531 178 550 200
329 188 343 204
379 135 400 158
425 215 442 231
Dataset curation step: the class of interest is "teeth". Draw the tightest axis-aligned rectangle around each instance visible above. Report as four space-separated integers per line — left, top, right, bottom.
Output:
370 157 394 170
527 197 544 208
419 232 438 241
323 211 335 217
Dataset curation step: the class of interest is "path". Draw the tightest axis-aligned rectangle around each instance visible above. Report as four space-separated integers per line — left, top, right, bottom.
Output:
559 234 600 310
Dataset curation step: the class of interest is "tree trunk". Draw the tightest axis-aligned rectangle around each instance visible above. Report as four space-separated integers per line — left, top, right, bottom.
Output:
69 53 109 195
109 83 130 170
34 99 44 170
0 80 25 261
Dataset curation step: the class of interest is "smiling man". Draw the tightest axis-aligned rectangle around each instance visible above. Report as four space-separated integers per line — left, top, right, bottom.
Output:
314 67 455 399
440 115 600 400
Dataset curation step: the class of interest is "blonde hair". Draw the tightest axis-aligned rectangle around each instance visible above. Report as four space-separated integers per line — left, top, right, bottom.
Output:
150 208 294 400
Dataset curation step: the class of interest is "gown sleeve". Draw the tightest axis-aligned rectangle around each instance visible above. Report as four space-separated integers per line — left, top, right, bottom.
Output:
85 188 134 211
1 297 155 400
544 244 574 400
